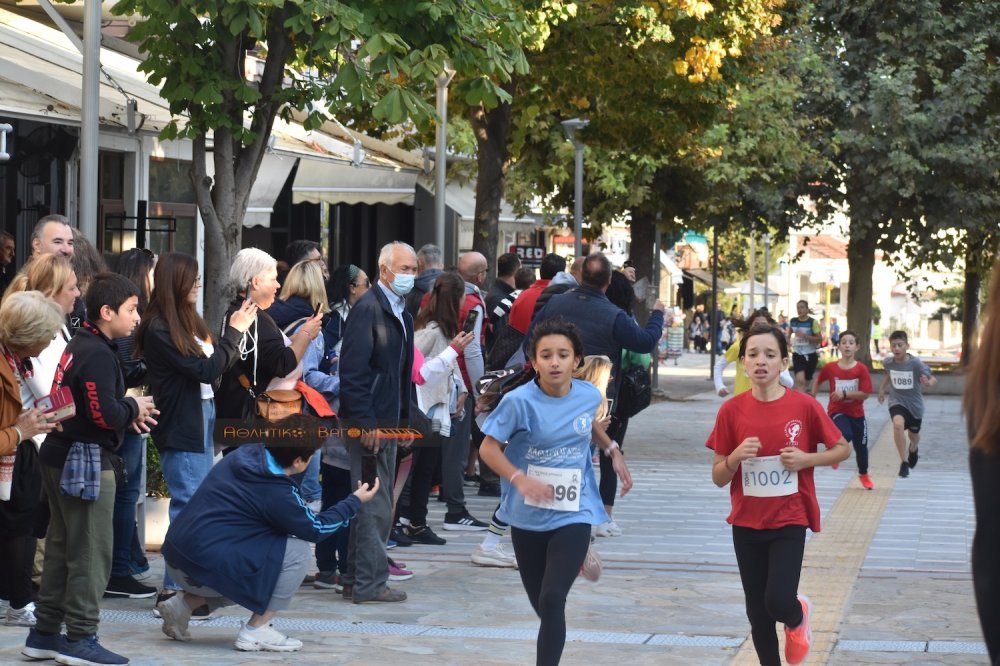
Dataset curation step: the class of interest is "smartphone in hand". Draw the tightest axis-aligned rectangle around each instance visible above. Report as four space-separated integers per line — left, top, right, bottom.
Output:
463 308 479 334
361 454 378 490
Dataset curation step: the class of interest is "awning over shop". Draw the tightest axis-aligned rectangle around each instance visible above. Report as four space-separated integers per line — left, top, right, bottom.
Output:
683 268 733 290
0 7 174 131
660 251 683 279
292 158 418 207
213 153 295 229
417 180 541 228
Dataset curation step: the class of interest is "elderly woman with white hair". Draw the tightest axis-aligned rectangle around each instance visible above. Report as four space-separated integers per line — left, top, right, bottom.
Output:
0 291 66 627
215 248 323 424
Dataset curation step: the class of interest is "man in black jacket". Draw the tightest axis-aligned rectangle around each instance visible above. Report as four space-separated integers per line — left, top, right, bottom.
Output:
26 273 157 666
338 241 417 604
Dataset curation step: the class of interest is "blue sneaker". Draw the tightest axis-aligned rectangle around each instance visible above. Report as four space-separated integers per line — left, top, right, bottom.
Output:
55 635 129 665
22 628 67 660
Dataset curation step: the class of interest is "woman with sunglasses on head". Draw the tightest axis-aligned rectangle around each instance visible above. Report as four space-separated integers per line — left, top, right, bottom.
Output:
135 252 258 615
707 323 849 666
479 317 632 665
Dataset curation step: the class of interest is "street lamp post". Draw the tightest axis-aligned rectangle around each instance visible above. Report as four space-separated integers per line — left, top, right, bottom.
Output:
434 63 456 254
561 118 589 259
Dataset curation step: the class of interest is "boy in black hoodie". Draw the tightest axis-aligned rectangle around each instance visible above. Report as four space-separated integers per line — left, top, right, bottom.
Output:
24 273 157 666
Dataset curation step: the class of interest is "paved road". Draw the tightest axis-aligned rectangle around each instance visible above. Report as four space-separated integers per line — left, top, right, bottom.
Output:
0 352 986 664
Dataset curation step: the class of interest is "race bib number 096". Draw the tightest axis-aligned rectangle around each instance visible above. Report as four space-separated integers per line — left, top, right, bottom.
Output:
524 465 581 512
741 455 798 498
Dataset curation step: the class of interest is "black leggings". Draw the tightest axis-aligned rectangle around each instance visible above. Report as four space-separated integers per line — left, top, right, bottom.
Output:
598 414 629 507
511 523 591 666
732 525 806 666
0 534 37 609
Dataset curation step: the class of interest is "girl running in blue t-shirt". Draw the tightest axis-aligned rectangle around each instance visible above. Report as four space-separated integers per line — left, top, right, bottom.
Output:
480 317 632 665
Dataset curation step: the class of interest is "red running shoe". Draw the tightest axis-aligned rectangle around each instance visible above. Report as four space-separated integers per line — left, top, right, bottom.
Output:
784 594 812 665
859 474 874 490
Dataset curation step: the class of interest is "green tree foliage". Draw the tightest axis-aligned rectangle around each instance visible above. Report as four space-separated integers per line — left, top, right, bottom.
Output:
112 0 529 326
802 0 1000 363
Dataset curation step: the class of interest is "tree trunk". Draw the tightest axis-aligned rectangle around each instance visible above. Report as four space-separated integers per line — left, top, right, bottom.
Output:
193 21 289 331
960 249 981 368
628 210 657 326
845 226 877 366
469 82 513 284
193 134 241 331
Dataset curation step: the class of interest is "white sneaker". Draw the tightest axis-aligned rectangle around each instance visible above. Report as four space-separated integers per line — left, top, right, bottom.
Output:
234 622 303 652
5 603 36 627
595 520 622 537
579 546 603 582
158 593 192 642
470 543 518 569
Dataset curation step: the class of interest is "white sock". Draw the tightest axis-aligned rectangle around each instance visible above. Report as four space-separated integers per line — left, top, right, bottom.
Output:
481 532 501 550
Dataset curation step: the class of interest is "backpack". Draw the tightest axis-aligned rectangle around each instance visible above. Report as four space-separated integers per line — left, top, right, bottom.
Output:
485 316 526 371
617 364 651 419
475 365 535 415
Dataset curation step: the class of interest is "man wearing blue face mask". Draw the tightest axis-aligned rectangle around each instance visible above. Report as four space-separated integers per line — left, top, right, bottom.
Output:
338 241 417 603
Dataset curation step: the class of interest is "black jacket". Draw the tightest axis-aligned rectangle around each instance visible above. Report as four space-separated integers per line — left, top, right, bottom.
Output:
40 321 139 469
971 446 1000 663
140 318 242 453
339 284 413 424
216 299 298 420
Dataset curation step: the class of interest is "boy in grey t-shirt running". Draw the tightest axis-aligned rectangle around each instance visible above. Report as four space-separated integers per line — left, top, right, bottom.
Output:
877 330 936 478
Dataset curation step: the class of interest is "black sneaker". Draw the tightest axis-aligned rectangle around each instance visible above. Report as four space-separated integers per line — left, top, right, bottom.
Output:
899 462 910 478
391 526 414 547
443 511 488 531
104 575 157 599
404 524 447 545
153 591 213 620
908 449 919 468
463 473 480 487
477 481 501 497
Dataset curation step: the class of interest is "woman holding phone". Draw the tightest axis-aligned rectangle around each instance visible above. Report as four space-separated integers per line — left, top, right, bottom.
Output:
216 249 322 423
135 252 258 613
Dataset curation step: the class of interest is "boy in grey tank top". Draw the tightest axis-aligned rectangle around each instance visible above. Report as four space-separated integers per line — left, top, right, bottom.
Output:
877 330 936 478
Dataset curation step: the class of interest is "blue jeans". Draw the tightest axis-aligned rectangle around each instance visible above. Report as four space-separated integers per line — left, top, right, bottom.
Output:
159 399 216 590
295 451 321 504
110 431 145 577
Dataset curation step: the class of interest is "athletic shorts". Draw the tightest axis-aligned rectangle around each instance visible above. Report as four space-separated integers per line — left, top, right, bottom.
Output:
888 405 922 433
791 352 819 380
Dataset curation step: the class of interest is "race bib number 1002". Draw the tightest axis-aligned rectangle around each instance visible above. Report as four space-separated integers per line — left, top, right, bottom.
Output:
741 455 798 498
524 465 581 512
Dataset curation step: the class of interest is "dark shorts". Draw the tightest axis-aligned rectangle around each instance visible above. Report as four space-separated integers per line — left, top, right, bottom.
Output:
791 352 819 380
888 405 922 433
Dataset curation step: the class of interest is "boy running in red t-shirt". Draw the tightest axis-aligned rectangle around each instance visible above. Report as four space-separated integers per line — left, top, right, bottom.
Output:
811 330 874 489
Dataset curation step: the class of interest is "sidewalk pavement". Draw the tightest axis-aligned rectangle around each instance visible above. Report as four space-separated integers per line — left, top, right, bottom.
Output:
0 352 986 664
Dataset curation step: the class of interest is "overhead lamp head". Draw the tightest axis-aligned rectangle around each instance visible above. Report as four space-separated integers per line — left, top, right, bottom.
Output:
436 61 456 87
561 117 589 143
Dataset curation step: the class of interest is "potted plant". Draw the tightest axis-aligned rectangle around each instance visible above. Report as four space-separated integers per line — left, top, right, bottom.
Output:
143 436 170 550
